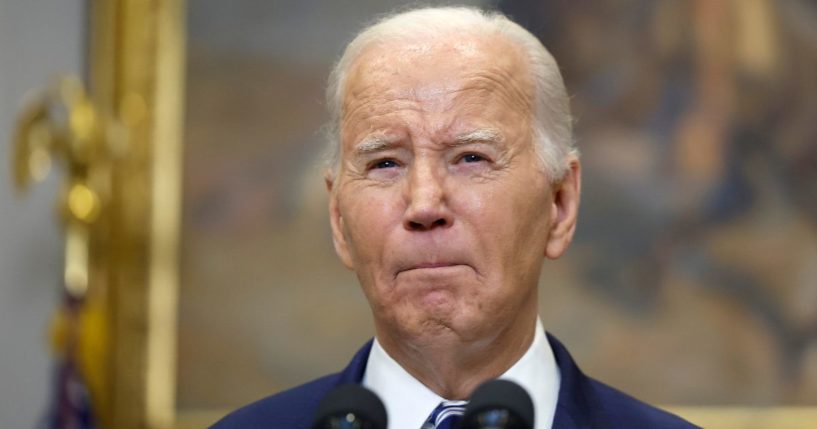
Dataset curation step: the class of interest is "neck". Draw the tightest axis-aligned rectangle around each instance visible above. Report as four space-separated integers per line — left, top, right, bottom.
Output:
375 311 538 400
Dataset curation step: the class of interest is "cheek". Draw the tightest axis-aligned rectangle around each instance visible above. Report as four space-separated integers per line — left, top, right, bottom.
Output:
340 187 404 262
457 186 489 213
452 182 516 243
454 177 552 263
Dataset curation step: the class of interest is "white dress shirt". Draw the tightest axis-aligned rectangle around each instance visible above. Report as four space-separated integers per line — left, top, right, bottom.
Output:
362 318 560 429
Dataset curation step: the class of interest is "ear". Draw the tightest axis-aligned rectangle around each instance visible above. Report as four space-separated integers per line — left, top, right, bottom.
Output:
545 158 581 260
325 171 355 270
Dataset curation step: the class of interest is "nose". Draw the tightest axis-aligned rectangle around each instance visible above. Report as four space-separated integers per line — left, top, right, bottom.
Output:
403 161 452 231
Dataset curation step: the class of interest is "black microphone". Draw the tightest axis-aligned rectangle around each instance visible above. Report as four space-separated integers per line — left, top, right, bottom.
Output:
310 384 388 429
460 379 534 429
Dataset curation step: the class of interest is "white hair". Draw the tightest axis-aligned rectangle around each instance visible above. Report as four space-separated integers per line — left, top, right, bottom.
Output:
325 6 577 181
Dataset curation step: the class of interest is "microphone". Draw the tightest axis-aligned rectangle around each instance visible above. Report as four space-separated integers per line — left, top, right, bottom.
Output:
461 379 534 429
310 384 388 429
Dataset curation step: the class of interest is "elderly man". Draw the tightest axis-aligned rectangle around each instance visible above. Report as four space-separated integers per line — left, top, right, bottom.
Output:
214 6 696 429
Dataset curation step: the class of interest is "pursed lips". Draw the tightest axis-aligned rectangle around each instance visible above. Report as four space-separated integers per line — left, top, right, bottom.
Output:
394 261 468 278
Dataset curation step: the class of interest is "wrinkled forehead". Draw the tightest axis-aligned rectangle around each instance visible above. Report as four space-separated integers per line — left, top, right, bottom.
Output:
342 33 534 111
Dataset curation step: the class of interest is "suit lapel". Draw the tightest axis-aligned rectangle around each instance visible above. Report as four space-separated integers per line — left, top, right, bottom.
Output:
548 333 598 429
337 339 374 384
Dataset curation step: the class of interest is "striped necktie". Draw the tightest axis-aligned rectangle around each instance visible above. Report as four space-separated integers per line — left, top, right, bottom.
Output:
422 400 467 429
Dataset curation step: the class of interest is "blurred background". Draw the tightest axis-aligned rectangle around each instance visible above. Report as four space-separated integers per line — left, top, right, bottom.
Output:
2 0 816 428
1 1 84 428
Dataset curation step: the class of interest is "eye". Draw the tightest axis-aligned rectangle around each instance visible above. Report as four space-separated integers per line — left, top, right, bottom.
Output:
461 153 486 163
372 159 398 169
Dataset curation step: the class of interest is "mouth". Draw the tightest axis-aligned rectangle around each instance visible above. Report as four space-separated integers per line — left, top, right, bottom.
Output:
395 262 467 278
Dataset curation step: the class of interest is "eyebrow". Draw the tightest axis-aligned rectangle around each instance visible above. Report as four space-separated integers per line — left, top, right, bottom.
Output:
449 128 504 147
354 135 402 155
353 128 504 155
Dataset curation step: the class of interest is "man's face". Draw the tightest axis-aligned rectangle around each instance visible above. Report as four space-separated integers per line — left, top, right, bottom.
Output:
328 34 579 346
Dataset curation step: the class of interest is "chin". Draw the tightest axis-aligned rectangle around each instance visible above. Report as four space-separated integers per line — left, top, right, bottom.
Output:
399 305 486 341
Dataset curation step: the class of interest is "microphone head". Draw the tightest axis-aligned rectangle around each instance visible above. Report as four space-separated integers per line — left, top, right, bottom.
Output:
310 384 388 429
462 379 534 429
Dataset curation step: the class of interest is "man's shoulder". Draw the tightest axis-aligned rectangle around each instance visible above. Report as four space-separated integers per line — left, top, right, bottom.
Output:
210 372 342 429
581 377 699 428
547 333 699 428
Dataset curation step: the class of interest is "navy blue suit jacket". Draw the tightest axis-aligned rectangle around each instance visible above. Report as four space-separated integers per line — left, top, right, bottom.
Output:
212 334 698 428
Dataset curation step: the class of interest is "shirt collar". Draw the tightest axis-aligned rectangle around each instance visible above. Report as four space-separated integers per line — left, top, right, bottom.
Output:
362 318 560 429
